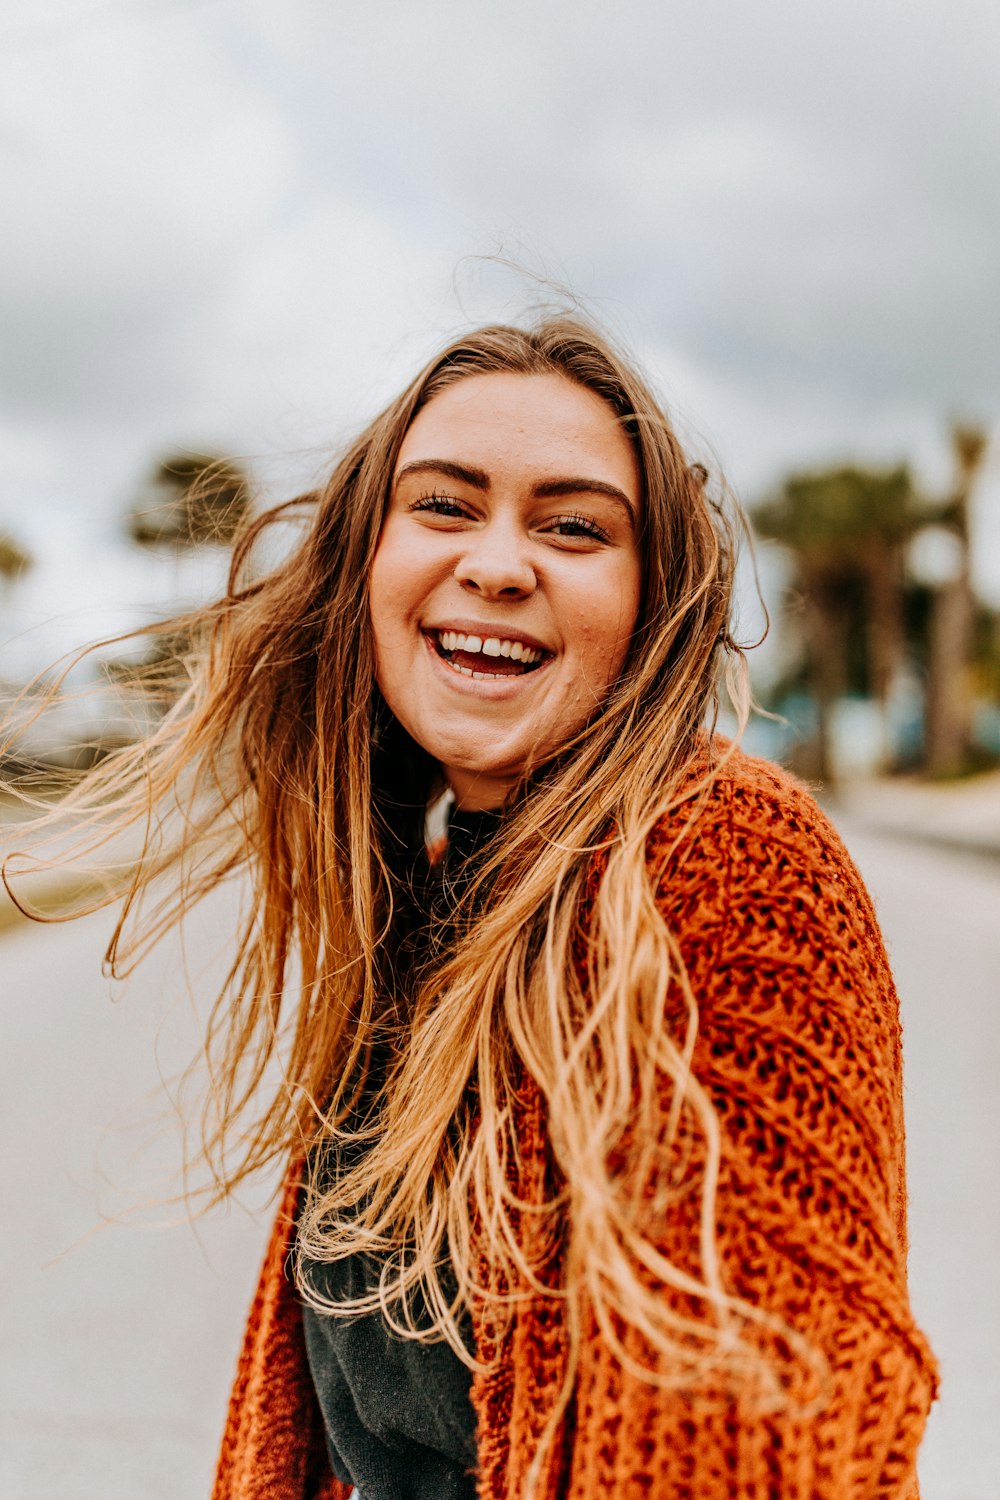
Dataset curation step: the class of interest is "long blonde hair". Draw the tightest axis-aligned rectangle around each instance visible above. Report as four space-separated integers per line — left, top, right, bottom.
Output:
4 317 781 1420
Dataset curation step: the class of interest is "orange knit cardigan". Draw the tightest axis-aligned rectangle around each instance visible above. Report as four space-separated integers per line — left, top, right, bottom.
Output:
212 749 937 1499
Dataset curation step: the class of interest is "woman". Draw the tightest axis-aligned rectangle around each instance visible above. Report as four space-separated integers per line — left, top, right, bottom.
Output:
8 319 936 1498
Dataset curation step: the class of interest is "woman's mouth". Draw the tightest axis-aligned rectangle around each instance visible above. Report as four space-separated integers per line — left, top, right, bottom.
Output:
427 629 549 680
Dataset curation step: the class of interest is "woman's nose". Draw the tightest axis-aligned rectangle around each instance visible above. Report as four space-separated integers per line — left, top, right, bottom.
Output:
454 523 536 598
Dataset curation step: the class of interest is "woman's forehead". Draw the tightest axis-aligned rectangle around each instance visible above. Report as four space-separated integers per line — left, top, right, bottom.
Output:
396 371 640 495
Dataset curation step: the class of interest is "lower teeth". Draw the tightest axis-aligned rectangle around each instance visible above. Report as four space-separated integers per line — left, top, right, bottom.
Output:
448 659 520 679
438 650 529 679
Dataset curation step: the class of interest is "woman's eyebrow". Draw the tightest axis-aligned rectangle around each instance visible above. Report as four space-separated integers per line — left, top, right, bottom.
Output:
394 459 490 489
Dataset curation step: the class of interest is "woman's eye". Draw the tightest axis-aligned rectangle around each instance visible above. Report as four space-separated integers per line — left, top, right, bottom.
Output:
410 493 470 520
545 512 611 543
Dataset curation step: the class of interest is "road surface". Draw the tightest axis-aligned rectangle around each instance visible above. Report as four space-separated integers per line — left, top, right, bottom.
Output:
0 826 996 1499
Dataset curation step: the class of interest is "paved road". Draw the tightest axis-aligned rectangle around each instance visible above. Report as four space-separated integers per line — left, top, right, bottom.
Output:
0 828 997 1499
0 881 271 1500
834 821 1000 1500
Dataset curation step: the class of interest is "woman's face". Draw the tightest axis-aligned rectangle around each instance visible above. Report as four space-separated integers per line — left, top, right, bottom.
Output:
369 371 643 809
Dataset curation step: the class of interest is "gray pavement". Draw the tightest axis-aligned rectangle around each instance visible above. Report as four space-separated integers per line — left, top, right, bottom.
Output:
0 817 997 1498
830 818 1000 1500
0 882 273 1500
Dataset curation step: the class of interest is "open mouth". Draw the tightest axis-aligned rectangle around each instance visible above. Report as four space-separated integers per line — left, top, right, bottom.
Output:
428 629 550 680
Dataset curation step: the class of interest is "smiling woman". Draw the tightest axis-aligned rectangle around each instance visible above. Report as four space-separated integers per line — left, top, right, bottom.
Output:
371 372 642 809
3 318 936 1500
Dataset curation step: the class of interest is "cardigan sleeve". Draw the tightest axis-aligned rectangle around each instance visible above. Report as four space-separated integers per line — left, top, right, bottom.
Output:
211 1160 350 1500
564 761 938 1500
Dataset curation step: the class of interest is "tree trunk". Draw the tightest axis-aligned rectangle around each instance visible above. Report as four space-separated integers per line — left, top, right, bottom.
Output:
924 473 975 776
802 576 848 786
865 544 906 773
925 571 973 776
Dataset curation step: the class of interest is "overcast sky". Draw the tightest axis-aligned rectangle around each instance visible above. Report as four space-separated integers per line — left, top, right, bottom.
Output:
2 0 999 668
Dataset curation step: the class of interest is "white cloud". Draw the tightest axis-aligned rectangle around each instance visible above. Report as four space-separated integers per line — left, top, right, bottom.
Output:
0 0 997 608
1 20 291 293
0 6 293 417
189 199 449 426
0 423 64 496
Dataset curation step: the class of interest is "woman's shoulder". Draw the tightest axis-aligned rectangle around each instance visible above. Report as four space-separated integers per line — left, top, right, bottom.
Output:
646 736 882 948
674 733 835 825
653 735 856 870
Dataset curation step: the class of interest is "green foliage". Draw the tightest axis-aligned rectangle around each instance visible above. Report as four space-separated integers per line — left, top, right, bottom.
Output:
754 439 998 779
753 463 934 779
754 464 925 563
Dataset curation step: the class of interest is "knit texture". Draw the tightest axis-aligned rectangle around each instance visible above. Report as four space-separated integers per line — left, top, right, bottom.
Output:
211 747 937 1499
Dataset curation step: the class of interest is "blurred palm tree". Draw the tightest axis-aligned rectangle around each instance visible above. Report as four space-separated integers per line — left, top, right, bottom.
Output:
923 423 990 777
755 465 925 781
118 451 252 713
127 451 250 549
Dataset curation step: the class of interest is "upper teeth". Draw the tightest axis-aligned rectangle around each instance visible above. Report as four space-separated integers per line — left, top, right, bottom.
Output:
437 630 543 664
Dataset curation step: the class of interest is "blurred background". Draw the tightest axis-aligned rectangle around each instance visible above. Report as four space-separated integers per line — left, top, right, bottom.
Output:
0 2 997 1498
